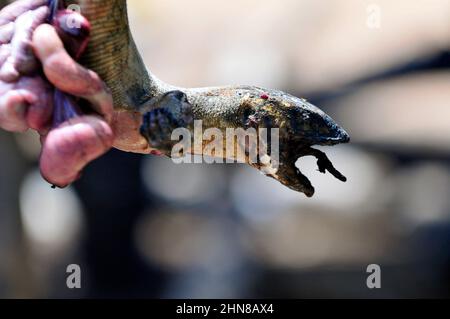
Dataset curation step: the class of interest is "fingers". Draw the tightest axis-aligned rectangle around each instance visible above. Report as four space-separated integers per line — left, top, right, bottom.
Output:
0 87 34 131
0 1 116 189
0 76 53 133
40 115 114 187
0 0 48 25
0 5 48 81
33 24 113 122
0 22 14 44
0 2 52 133
0 44 11 65
21 76 53 132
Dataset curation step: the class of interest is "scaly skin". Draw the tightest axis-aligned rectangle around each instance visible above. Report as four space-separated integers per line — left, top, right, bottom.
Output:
71 0 350 196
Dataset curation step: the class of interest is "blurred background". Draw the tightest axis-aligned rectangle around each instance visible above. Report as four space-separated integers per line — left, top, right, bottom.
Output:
0 0 449 298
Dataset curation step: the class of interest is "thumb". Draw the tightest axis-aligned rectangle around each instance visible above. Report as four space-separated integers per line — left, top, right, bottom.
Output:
32 23 113 123
39 115 114 188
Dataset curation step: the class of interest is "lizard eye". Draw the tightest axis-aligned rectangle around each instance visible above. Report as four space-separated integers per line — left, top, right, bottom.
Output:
165 90 188 103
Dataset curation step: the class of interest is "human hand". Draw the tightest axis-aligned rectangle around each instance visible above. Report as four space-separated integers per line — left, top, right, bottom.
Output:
0 0 114 187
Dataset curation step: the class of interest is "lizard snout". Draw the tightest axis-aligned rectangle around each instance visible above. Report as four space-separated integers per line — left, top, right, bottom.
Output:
301 111 350 146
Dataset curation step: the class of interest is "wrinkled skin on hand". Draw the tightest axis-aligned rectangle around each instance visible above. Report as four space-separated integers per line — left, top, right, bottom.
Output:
0 0 114 187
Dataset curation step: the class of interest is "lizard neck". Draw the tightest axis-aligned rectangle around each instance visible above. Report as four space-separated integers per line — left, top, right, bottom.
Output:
71 0 170 110
67 0 243 123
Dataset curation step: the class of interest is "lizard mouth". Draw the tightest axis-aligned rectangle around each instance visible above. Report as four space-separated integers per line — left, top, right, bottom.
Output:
260 118 349 197
251 128 348 197
267 145 347 197
314 127 350 146
275 107 349 196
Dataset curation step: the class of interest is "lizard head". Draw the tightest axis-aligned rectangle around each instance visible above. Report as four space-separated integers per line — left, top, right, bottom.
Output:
140 87 350 197
229 86 350 196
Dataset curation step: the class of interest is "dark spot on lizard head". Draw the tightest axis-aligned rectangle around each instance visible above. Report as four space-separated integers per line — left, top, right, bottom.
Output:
165 90 188 103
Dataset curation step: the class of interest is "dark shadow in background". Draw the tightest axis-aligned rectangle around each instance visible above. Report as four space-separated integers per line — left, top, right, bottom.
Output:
73 151 167 298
